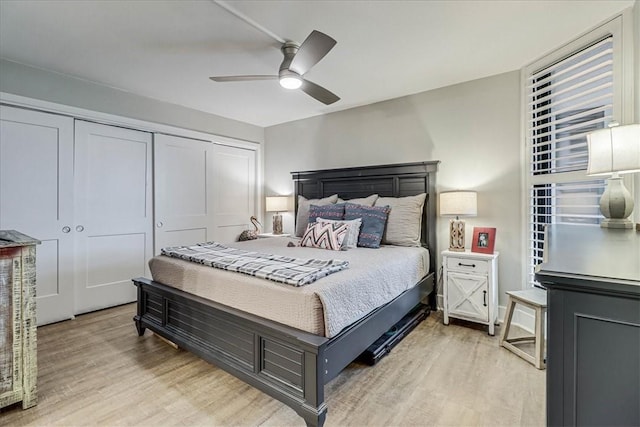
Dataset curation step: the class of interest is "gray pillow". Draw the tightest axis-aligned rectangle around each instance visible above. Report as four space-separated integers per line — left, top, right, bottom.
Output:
336 194 378 206
295 194 338 237
344 203 389 248
375 193 427 247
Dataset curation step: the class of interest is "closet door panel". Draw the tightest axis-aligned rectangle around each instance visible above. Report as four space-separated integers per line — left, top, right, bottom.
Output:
0 106 74 325
158 228 207 251
85 132 149 221
212 144 256 243
74 121 152 314
86 233 146 287
154 134 214 254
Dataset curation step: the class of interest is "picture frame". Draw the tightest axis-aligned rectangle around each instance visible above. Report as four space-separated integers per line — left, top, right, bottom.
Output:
471 227 496 254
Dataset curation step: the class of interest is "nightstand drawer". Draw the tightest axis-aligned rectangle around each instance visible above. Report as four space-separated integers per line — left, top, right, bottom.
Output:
446 256 489 274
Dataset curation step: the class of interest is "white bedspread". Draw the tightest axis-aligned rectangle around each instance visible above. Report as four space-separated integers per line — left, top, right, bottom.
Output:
149 238 429 338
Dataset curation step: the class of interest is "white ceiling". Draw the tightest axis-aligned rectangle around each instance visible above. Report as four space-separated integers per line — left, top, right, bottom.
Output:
0 0 634 127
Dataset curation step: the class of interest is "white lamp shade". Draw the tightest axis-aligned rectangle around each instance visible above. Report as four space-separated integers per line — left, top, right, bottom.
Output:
265 196 289 212
439 191 478 217
587 124 640 175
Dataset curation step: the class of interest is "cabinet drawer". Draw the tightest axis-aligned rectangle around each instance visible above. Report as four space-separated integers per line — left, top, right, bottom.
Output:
446 257 489 274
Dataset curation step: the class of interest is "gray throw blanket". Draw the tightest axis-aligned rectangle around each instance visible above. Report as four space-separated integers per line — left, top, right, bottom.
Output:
161 242 349 287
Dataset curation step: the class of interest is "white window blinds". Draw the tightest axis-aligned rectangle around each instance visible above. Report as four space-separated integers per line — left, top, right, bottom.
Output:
528 37 614 175
525 36 615 287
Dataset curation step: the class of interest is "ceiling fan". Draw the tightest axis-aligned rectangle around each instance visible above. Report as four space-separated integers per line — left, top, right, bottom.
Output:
209 30 340 105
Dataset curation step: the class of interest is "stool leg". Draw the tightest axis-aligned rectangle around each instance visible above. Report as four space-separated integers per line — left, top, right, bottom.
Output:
500 298 516 346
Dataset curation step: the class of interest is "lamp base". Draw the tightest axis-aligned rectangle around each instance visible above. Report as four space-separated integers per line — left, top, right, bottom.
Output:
272 213 283 235
600 218 634 229
599 176 634 229
449 219 466 251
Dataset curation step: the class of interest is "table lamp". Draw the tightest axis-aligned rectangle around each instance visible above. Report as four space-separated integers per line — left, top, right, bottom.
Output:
587 123 640 229
440 191 477 251
265 196 289 234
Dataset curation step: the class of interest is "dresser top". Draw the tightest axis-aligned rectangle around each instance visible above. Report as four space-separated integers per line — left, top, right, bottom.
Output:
536 225 639 290
0 230 41 247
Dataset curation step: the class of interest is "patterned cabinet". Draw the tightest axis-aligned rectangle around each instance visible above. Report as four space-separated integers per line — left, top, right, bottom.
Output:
0 230 40 409
442 250 499 335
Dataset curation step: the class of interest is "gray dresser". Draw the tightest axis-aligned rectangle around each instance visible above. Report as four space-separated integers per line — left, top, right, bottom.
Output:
536 225 640 426
0 230 40 410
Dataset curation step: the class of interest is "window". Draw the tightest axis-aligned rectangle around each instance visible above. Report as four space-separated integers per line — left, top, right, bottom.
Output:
523 17 628 288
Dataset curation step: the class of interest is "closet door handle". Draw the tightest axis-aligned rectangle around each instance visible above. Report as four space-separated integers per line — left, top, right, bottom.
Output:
483 290 487 307
156 222 163 228
76 225 84 232
62 226 71 233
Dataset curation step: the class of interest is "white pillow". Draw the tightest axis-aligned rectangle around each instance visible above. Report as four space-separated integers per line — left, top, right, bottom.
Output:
317 217 362 249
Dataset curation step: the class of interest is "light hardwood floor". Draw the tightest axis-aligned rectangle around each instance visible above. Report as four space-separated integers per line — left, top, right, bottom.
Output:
1 304 545 426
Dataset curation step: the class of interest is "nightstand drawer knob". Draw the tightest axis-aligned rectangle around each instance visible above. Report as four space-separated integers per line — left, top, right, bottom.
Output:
459 262 476 268
483 290 487 306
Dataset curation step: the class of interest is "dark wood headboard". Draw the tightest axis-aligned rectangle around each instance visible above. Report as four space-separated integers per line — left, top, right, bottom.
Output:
291 161 440 276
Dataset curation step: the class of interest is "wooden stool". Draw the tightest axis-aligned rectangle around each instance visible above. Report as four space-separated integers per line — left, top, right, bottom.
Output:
500 288 547 370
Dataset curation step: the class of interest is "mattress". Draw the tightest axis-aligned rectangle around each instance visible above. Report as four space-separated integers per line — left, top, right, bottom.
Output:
149 237 429 337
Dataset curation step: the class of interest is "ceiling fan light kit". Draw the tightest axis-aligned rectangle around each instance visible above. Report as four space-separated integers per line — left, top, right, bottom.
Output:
279 70 302 90
210 30 340 105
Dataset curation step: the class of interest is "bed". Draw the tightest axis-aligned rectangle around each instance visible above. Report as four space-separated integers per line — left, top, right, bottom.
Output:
133 161 439 426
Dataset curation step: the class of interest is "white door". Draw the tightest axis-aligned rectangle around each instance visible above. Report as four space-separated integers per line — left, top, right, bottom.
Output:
212 143 257 243
73 121 153 314
154 134 215 254
0 106 75 325
447 272 489 322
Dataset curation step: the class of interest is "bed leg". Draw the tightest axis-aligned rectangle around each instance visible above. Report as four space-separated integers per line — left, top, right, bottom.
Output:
133 315 146 336
298 349 328 427
302 408 326 427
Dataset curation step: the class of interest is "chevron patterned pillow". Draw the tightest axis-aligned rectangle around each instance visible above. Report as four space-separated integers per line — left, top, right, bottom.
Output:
300 221 349 251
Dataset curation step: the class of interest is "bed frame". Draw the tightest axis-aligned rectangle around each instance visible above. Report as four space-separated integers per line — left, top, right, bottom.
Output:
133 161 439 426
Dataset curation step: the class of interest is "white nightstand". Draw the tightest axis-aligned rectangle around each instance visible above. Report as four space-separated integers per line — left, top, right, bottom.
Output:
442 249 499 335
257 233 291 238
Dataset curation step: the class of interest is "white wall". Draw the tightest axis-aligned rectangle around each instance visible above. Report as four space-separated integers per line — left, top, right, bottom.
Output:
265 71 522 306
0 59 264 144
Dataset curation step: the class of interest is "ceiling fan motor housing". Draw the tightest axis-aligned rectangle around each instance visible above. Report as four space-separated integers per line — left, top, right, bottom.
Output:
279 42 300 78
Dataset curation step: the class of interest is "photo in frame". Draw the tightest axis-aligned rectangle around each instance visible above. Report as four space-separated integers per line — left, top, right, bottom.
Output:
471 227 496 254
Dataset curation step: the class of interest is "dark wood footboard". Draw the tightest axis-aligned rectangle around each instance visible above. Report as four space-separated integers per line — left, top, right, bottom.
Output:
133 273 433 426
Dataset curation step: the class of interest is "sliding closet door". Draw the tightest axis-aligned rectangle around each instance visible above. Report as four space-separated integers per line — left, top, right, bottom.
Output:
73 121 153 314
0 106 75 325
212 143 257 243
154 134 215 254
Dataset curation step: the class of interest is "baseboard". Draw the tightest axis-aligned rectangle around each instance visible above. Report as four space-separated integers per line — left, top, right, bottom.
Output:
436 295 538 334
498 305 536 334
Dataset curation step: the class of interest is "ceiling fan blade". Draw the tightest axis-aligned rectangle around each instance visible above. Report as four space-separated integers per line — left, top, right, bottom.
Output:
300 79 340 105
289 30 337 75
209 75 278 82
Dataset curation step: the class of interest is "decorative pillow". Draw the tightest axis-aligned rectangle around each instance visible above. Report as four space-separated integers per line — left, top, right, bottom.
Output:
344 203 390 248
317 217 362 249
336 194 378 206
375 193 427 247
300 222 349 251
295 194 338 237
308 203 346 224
